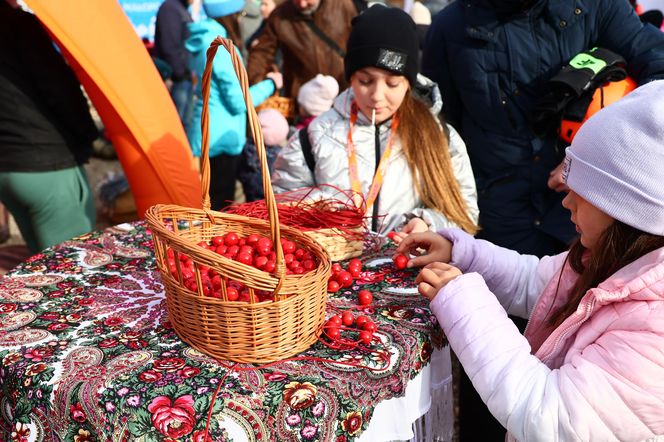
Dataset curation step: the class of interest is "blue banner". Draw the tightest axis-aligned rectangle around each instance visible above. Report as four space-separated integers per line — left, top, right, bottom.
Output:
118 0 162 42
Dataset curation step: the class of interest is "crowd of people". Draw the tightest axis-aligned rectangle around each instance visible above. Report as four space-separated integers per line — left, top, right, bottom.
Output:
2 0 664 439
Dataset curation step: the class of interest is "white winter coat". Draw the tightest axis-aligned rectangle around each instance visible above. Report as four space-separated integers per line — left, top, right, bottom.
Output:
271 77 479 234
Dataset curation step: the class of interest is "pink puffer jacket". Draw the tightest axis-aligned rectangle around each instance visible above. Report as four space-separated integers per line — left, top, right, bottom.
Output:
430 229 664 441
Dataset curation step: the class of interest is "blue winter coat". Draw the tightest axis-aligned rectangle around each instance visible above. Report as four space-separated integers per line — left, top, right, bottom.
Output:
185 19 275 158
154 0 192 81
422 0 664 256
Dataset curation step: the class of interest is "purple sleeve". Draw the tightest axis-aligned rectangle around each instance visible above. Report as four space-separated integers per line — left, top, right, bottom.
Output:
436 228 561 318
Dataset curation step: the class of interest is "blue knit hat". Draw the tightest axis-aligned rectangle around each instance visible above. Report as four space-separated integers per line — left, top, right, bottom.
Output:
203 0 243 18
563 80 664 235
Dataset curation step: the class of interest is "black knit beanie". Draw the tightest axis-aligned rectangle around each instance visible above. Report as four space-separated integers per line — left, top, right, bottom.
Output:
344 5 418 85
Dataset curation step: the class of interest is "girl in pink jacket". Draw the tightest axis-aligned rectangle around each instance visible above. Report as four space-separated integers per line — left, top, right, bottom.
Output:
396 80 664 441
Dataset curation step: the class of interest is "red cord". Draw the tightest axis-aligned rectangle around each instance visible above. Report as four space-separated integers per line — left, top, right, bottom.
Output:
223 185 372 239
204 362 238 438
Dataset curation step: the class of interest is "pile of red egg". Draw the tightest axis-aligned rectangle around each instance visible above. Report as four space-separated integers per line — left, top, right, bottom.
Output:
166 232 317 303
323 310 378 346
326 258 362 293
327 259 377 305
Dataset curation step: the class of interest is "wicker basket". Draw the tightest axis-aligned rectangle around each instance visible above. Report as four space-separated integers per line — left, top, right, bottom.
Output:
277 197 365 262
305 227 363 261
145 38 331 364
256 93 296 120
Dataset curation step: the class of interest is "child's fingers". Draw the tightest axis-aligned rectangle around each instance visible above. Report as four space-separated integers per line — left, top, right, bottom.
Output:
394 232 430 255
408 253 439 269
417 267 442 285
418 281 438 300
391 231 408 245
416 266 462 298
424 262 455 271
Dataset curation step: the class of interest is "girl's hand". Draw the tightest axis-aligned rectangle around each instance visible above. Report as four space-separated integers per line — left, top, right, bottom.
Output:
266 71 283 90
391 217 428 245
547 161 570 193
416 262 462 300
394 231 453 267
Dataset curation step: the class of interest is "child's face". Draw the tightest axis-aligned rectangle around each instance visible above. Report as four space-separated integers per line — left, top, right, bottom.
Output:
260 0 276 18
350 68 409 124
562 190 615 250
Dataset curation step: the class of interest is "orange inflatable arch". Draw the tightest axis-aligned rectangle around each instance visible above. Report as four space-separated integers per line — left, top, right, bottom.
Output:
24 0 201 217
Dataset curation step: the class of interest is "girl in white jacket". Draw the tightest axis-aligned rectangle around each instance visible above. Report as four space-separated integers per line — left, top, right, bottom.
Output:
271 5 478 235
396 80 664 440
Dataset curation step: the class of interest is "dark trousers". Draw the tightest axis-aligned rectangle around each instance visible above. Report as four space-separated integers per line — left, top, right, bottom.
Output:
209 153 240 211
237 141 281 203
458 315 529 440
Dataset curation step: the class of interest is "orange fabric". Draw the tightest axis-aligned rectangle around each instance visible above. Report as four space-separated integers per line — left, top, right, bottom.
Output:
560 77 637 144
23 0 201 217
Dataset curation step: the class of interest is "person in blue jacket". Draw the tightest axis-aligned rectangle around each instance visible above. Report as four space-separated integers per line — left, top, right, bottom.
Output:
422 0 664 258
186 0 282 210
421 0 664 439
154 0 195 127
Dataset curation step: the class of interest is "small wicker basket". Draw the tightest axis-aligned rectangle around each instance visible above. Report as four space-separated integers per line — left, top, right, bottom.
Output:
256 93 296 120
304 228 363 261
279 196 365 262
146 38 331 364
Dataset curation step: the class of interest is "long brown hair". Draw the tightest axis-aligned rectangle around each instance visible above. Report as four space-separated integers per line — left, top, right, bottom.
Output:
396 92 478 234
214 14 243 53
548 220 664 328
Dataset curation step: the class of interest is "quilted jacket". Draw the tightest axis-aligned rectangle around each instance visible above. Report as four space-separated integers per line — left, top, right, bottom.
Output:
185 19 274 158
422 0 664 255
431 228 664 441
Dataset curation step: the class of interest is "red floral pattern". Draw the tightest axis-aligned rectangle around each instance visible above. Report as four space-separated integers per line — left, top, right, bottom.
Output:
341 411 363 436
147 395 196 438
0 303 17 314
283 382 317 410
0 223 446 441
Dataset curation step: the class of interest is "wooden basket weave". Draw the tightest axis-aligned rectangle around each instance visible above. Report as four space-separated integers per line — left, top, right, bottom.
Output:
305 228 363 261
277 197 365 262
145 38 331 364
256 94 296 120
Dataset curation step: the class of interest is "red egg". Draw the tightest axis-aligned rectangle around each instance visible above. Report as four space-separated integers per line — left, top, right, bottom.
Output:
393 254 408 269
224 232 239 246
341 311 354 327
336 271 353 288
359 331 373 345
327 280 340 293
357 290 373 306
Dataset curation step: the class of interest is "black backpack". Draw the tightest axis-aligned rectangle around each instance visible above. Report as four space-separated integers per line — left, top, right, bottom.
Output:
532 47 628 139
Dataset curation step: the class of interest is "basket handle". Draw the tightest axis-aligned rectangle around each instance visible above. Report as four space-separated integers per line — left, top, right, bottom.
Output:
199 37 286 291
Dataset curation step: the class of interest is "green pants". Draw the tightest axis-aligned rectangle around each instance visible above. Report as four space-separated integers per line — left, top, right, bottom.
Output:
0 166 95 253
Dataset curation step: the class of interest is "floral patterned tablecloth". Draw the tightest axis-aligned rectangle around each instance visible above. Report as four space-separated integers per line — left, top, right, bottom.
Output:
0 223 447 442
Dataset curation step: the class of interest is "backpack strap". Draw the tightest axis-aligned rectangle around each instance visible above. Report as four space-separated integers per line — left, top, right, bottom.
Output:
550 47 627 97
298 126 317 184
302 20 346 59
531 47 627 136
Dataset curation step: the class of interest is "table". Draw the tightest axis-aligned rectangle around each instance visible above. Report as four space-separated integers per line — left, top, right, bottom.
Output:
0 223 454 441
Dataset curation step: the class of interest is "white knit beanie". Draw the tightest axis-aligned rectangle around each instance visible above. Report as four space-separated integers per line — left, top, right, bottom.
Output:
257 109 289 146
297 74 339 117
563 80 664 235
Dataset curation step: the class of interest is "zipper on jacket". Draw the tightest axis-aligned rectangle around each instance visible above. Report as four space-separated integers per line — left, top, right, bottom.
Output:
538 295 596 363
371 124 381 232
